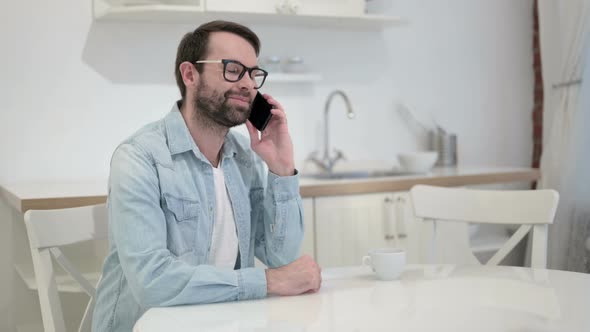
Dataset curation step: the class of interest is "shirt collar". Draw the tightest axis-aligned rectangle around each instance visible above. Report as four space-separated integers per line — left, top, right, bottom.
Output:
164 101 195 155
164 101 238 161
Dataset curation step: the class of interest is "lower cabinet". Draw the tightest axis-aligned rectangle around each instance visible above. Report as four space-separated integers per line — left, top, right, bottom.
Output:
307 190 521 268
313 192 417 268
301 197 315 258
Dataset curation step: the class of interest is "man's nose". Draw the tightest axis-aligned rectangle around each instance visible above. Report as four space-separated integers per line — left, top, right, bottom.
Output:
237 72 257 90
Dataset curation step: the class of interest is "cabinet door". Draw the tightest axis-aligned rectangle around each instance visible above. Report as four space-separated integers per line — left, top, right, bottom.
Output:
301 198 315 258
383 192 410 251
399 190 482 265
390 192 431 264
390 191 468 264
315 193 393 268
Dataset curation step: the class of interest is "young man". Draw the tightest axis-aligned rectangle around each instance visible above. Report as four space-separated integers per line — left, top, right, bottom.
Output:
92 20 321 332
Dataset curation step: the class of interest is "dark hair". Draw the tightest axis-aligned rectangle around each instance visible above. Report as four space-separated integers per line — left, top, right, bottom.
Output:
174 20 261 99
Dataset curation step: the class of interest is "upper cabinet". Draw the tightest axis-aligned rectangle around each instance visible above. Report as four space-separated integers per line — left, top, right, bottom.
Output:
93 0 405 28
206 0 365 17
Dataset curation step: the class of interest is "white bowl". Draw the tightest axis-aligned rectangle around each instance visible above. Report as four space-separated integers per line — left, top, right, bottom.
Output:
397 151 438 173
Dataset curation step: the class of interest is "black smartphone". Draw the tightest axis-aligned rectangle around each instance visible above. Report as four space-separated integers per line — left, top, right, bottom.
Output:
249 92 273 131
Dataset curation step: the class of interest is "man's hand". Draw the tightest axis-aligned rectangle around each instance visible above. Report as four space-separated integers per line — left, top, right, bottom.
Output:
265 255 322 296
246 94 295 177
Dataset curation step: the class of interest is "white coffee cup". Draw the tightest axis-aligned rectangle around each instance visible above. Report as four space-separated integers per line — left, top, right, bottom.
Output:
362 248 406 280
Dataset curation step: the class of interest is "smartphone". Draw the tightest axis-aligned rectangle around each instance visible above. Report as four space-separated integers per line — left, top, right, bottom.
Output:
249 92 273 131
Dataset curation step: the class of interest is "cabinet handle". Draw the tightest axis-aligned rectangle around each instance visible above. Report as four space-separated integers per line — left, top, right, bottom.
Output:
383 197 400 244
384 195 408 242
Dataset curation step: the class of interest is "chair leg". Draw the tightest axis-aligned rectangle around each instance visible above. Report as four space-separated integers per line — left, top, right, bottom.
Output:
29 247 67 332
78 297 95 332
531 224 548 269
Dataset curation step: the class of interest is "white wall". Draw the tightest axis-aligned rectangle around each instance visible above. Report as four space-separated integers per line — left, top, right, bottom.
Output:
0 0 533 330
0 0 533 184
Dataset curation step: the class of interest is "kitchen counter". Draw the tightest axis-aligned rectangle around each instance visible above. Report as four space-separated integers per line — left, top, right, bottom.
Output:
300 166 540 197
0 167 540 213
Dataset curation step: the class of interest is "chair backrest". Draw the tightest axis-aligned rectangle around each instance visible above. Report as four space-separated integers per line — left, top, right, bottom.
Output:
24 204 108 332
409 185 559 269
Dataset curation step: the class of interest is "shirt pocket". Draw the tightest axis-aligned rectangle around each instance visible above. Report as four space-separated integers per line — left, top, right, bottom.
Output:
163 194 201 257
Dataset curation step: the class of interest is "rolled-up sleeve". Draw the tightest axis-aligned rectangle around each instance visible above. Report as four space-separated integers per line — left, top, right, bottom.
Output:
109 142 267 307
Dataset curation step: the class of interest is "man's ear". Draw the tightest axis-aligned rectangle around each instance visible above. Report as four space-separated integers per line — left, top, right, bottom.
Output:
179 61 198 87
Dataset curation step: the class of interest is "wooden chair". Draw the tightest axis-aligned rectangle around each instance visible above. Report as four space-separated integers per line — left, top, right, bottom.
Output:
24 204 108 332
409 185 559 268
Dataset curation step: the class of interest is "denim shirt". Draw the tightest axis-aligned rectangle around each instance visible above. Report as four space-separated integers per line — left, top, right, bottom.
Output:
92 103 304 332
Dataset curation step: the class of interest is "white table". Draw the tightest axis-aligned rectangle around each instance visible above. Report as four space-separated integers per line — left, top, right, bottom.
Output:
133 264 590 332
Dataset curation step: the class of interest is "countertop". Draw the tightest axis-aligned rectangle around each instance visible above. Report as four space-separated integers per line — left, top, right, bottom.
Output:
0 166 539 213
299 166 539 197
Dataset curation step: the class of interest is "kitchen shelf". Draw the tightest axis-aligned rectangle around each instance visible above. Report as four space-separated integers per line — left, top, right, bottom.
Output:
266 73 322 83
93 3 406 28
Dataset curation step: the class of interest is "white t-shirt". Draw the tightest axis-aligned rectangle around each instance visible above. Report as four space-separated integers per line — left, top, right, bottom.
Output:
207 166 239 269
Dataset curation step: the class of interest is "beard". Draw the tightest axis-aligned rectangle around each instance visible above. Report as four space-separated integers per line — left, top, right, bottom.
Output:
193 78 252 129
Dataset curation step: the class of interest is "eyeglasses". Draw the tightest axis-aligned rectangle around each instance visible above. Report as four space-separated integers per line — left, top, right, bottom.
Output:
195 59 268 89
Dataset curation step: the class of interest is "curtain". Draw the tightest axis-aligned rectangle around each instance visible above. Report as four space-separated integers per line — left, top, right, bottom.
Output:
564 58 590 272
537 0 590 272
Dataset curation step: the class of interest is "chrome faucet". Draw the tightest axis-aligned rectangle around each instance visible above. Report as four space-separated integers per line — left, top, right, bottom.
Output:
307 90 356 173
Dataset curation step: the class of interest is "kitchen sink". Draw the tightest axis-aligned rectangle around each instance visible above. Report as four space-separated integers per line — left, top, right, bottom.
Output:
303 170 416 180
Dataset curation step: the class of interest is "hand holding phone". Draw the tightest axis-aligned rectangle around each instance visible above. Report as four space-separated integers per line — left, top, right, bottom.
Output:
246 93 295 176
249 92 273 131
